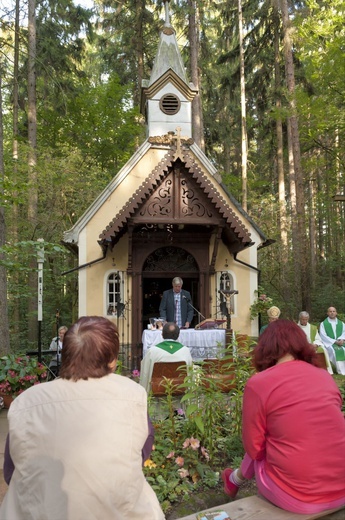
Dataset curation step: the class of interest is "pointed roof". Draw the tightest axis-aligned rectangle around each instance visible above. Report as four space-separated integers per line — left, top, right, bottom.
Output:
98 146 255 254
148 2 187 86
63 135 270 253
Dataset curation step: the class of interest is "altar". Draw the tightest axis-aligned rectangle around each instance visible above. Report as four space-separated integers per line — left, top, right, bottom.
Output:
142 328 227 361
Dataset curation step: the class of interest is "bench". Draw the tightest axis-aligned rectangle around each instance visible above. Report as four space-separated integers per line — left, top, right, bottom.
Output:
150 361 187 396
201 358 235 392
175 495 344 520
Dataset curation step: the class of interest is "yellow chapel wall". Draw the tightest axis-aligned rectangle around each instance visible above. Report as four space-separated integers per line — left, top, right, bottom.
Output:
77 145 261 340
209 234 260 339
77 148 168 338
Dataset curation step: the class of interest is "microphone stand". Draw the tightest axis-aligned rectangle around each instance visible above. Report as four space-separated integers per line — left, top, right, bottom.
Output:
183 297 205 325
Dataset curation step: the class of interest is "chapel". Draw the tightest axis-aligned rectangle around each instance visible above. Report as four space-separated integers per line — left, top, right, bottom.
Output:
63 1 272 368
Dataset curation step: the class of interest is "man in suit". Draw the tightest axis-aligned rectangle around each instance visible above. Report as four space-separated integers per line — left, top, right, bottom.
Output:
159 277 194 328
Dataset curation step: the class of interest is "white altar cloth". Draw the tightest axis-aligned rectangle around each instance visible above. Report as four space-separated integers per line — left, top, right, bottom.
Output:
142 329 226 361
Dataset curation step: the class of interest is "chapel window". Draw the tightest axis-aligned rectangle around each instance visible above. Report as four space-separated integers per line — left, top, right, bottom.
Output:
107 272 124 317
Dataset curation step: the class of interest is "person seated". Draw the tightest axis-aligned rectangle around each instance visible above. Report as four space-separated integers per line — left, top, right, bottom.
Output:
221 320 345 515
297 311 333 374
319 306 345 375
1 316 164 520
48 325 68 378
259 306 280 335
139 322 193 394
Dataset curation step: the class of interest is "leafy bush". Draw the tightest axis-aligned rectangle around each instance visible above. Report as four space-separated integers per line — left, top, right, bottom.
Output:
143 338 255 514
249 286 274 319
0 354 47 397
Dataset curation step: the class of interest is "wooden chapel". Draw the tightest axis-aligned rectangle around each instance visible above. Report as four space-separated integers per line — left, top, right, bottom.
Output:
63 1 272 368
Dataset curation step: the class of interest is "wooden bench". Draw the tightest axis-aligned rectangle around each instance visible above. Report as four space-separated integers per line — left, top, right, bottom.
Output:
175 495 344 520
201 358 235 392
150 361 187 396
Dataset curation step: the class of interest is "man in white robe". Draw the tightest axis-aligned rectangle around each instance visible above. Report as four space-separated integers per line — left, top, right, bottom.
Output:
297 311 332 374
319 307 345 375
140 322 193 394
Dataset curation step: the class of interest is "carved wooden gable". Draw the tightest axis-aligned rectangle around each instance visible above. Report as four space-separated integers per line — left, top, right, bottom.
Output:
135 161 219 225
99 148 252 252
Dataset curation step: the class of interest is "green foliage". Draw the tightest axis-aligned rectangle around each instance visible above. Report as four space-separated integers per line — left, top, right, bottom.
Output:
0 240 65 272
249 286 274 320
1 0 344 357
144 406 219 514
0 354 47 397
143 340 255 514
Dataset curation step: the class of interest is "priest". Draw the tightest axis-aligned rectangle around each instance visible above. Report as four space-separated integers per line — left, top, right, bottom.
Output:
139 322 193 394
319 307 345 375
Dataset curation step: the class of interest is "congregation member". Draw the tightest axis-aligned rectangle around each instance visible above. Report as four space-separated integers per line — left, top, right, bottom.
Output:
297 311 333 374
140 322 193 394
1 316 164 520
48 325 68 378
319 306 345 375
159 276 194 328
222 320 345 514
259 306 280 335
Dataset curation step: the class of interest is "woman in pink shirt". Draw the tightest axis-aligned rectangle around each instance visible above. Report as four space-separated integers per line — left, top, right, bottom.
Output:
222 319 345 514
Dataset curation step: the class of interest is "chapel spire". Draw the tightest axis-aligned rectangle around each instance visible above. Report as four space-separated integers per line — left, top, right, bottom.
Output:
148 0 187 86
164 0 171 27
141 0 197 138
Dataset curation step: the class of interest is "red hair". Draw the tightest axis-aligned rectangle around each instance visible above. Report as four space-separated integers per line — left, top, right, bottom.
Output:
254 319 319 372
60 316 119 381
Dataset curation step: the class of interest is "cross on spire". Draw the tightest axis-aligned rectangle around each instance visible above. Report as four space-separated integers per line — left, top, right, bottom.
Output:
164 0 171 27
172 127 182 160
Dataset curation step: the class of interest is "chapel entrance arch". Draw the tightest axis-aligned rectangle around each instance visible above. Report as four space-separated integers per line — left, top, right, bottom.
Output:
130 233 211 368
141 246 199 329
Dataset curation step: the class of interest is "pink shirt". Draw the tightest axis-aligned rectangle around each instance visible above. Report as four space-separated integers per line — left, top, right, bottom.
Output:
242 360 345 503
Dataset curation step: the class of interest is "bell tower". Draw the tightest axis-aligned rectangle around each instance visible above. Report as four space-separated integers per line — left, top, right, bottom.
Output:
140 0 198 138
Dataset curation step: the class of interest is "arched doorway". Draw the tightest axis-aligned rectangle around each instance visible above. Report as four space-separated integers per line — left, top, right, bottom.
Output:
142 246 199 328
130 228 212 367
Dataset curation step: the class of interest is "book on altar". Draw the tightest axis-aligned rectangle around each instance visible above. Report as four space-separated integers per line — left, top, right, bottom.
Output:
195 319 226 330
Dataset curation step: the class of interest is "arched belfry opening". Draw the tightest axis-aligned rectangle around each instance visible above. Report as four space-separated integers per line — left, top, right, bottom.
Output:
142 246 199 327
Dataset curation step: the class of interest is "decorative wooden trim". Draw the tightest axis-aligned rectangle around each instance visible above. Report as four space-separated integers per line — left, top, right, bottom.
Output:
99 147 252 252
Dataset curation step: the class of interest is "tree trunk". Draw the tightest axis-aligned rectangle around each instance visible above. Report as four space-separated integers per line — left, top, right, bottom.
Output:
273 1 289 302
0 62 10 354
287 119 300 308
238 0 248 211
134 0 144 107
27 0 38 344
12 0 21 345
188 0 204 150
309 171 317 279
279 0 310 311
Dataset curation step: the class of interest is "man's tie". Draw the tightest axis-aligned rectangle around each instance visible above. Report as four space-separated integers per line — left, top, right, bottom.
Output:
175 297 182 327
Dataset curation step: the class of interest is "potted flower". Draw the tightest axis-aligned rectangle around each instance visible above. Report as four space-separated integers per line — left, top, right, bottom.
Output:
0 354 47 407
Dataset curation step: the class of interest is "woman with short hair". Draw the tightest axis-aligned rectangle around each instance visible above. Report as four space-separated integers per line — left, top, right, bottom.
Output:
222 319 345 514
1 316 164 520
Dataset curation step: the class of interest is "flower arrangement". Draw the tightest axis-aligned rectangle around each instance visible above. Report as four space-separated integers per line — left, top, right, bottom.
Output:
0 354 47 398
249 286 273 320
